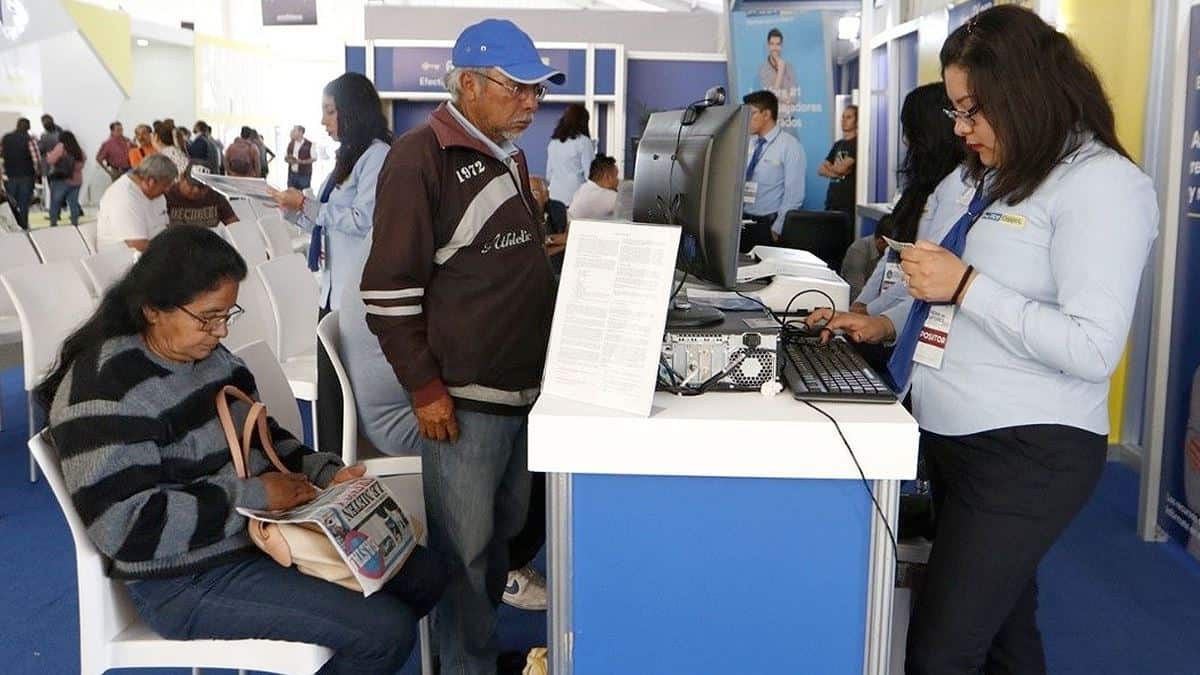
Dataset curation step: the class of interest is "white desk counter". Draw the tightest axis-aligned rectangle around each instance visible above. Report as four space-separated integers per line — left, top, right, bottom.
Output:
529 391 918 481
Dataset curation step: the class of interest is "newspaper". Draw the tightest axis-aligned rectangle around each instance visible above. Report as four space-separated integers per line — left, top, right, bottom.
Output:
236 477 418 596
192 173 277 205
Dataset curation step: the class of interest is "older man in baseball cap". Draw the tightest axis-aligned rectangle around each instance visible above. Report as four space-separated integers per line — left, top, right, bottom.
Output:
361 19 562 674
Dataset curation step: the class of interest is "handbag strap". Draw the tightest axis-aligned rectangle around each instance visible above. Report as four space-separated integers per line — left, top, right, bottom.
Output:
215 384 292 479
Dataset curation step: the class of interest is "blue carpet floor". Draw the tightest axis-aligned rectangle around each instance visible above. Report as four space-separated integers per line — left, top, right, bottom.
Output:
1 361 1198 673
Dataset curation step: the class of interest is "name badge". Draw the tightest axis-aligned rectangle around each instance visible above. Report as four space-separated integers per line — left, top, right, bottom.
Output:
880 261 904 292
743 181 759 205
913 304 956 370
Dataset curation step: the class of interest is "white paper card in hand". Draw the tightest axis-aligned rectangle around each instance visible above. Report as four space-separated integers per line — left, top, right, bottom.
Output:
541 219 681 416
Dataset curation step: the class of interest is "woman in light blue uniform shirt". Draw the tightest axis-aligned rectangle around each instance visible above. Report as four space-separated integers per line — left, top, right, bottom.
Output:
271 72 420 456
817 8 1158 673
545 103 594 206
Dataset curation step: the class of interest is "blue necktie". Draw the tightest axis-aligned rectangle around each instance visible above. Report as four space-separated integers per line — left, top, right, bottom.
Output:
307 178 337 272
886 183 995 391
745 137 767 182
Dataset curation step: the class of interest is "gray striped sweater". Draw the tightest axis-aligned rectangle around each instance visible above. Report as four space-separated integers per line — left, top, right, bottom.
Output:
48 334 343 579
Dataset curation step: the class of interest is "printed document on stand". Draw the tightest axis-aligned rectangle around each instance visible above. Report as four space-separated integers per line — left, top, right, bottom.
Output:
541 219 681 416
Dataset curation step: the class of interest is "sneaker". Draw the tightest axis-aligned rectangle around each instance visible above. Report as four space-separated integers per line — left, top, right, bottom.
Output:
503 565 548 611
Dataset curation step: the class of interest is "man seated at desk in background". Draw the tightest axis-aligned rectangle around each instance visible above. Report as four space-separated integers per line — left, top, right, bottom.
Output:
741 89 806 252
567 154 619 221
165 162 239 229
96 153 176 252
840 214 892 303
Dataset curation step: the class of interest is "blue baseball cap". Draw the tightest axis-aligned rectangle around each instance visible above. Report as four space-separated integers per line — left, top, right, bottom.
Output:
452 19 566 86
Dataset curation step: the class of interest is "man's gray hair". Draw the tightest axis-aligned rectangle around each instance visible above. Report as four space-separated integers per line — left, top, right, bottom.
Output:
132 154 179 183
444 66 489 103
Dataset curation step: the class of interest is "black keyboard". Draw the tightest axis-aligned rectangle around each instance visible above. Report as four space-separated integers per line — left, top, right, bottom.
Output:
781 337 896 403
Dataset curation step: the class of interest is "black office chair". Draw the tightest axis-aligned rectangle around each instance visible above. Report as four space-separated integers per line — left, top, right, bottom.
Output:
779 209 853 270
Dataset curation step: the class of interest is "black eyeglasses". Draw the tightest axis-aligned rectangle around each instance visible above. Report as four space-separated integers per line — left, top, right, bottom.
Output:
942 103 982 127
177 304 245 333
477 73 548 102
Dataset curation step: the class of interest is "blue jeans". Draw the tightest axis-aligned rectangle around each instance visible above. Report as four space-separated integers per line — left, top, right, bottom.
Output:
4 175 34 229
289 172 312 190
422 408 531 675
49 179 81 226
126 551 446 674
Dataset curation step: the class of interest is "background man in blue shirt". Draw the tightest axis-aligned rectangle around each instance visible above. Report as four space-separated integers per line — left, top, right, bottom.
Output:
741 89 806 251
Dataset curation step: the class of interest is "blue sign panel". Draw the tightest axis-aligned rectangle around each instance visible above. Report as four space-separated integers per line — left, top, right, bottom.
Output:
1161 4 1200 565
372 46 587 95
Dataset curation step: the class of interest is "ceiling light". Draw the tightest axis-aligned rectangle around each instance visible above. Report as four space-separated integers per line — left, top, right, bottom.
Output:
136 38 149 47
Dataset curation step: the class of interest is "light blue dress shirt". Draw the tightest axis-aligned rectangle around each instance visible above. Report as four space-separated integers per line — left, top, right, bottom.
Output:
546 134 595 205
291 139 390 311
744 124 806 235
883 136 1158 436
856 170 967 311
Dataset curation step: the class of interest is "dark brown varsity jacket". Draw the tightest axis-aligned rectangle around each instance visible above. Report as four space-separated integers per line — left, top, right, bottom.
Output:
363 103 555 414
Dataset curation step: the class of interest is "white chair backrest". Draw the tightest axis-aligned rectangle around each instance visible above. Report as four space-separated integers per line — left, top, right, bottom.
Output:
29 430 141 659
226 219 268 267
228 198 258 225
76 222 98 253
79 247 136 298
233 340 304 440
257 254 318 361
316 311 421 476
222 271 278 354
316 311 358 465
1 262 96 389
0 233 41 316
29 226 91 263
258 215 295 259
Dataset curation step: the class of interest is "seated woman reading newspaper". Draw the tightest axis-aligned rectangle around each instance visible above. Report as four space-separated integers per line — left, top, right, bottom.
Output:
38 226 446 675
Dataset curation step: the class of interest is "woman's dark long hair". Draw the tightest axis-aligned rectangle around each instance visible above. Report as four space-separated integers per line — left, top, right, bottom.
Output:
325 72 392 186
59 130 84 162
940 5 1128 205
35 227 248 411
551 104 590 142
891 83 966 242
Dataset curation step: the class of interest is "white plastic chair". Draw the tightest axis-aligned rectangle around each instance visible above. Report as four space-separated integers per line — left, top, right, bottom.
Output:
228 198 259 225
28 225 91 263
233 340 304 441
225 219 269 267
76 222 98 253
256 254 319 448
258 215 296 259
2 262 96 481
223 268 278 352
315 311 422 476
232 336 434 675
79 247 136 298
0 231 41 432
28 430 334 675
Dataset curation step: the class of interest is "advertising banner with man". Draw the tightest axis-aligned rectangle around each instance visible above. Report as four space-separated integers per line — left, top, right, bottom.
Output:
1161 4 1200 563
729 9 833 211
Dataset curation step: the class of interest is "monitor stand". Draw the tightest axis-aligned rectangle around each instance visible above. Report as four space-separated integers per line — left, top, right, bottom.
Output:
666 289 724 328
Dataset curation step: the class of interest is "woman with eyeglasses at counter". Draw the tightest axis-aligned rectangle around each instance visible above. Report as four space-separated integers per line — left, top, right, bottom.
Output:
809 7 1158 674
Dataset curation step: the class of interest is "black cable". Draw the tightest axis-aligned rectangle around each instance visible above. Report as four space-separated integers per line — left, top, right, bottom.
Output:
736 287 901 570
801 398 901 574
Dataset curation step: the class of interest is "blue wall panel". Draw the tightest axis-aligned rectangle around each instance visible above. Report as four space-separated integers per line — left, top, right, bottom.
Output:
625 59 729 177
345 46 366 76
595 49 617 96
571 473 872 674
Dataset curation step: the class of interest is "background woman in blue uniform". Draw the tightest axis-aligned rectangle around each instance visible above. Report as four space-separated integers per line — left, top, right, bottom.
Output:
815 7 1158 673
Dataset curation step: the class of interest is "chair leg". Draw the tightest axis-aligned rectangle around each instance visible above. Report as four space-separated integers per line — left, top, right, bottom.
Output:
27 391 38 483
420 615 434 675
310 398 319 452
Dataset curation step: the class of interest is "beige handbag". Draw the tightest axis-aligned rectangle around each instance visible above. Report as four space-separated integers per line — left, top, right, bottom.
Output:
216 384 423 592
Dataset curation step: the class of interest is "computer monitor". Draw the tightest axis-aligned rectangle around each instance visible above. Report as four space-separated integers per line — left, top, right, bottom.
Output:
632 99 750 291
